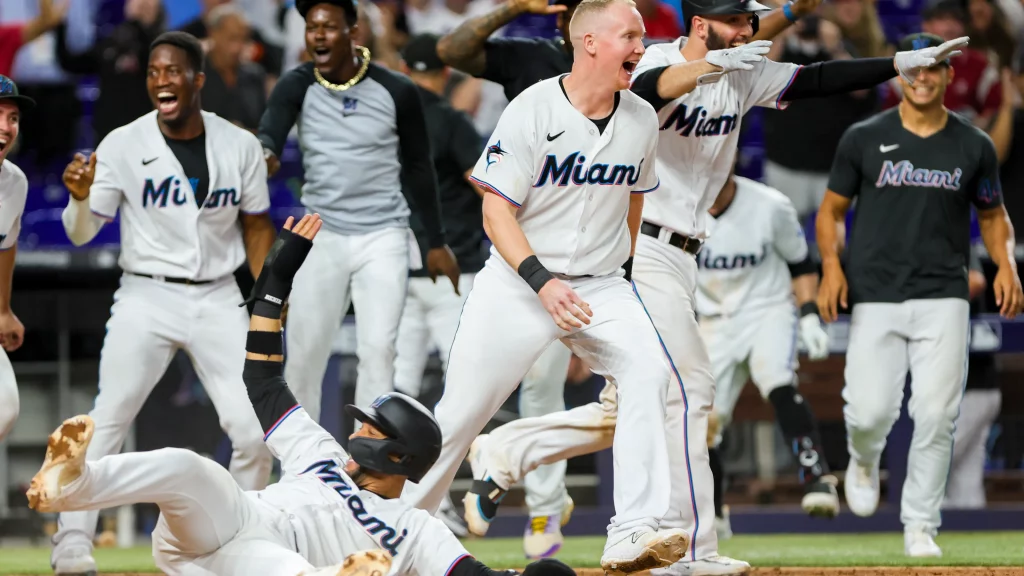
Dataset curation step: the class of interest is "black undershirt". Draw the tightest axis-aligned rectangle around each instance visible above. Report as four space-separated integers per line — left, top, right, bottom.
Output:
164 132 210 208
559 76 619 134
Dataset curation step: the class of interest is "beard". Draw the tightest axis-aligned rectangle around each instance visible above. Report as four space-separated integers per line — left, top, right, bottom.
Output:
706 26 730 51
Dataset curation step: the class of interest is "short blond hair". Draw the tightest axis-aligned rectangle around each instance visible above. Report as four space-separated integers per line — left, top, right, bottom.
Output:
568 0 638 46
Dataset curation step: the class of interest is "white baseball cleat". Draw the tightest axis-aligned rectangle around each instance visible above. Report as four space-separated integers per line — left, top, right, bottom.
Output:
462 434 506 537
904 529 942 558
27 415 94 513
802 475 840 519
843 458 880 517
51 545 97 576
299 550 393 576
600 528 690 575
523 496 575 559
651 555 751 576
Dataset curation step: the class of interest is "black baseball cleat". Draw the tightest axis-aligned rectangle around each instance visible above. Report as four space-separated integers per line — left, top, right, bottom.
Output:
802 474 840 518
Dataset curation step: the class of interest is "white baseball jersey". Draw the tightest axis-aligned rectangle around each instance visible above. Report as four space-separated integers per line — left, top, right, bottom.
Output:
0 160 27 250
632 37 800 239
258 405 469 576
469 76 660 277
82 110 270 280
696 176 808 317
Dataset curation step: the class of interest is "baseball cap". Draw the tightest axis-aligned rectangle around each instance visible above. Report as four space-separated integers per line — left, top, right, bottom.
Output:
0 75 35 111
401 34 446 73
898 33 953 66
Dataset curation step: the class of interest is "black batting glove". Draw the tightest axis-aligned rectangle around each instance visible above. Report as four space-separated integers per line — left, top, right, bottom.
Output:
241 226 314 314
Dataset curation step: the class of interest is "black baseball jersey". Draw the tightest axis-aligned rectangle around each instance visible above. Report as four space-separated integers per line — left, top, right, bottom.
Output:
408 86 487 276
482 37 572 101
828 107 1004 305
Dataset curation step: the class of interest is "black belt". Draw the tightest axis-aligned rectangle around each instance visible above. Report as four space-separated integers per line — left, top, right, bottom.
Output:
640 222 703 255
128 272 214 285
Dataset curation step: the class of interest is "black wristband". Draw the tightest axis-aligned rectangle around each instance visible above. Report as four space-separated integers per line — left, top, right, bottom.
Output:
517 255 555 294
622 256 634 282
253 300 283 319
246 330 283 355
800 301 820 318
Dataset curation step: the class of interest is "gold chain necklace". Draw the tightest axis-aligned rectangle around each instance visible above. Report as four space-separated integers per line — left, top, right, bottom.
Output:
313 46 372 92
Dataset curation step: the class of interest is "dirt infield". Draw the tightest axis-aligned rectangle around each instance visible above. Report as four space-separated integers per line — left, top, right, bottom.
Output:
33 569 1022 576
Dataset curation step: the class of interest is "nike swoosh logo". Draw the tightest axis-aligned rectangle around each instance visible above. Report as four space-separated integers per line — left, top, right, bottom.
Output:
142 157 158 165
879 144 899 153
547 131 565 142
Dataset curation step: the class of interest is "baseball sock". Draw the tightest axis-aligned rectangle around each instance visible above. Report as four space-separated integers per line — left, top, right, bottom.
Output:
768 385 829 485
470 479 507 521
708 446 724 518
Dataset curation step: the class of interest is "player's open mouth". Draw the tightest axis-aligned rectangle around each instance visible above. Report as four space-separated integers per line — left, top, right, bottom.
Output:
622 61 637 74
313 46 331 65
156 91 179 115
0 138 8 152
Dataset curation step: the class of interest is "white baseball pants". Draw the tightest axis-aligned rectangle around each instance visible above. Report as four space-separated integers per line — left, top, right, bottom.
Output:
54 274 272 555
401 255 673 541
451 236 720 559
700 303 799 447
393 274 476 397
0 347 18 441
393 273 571 519
52 448 313 576
944 388 1001 509
285 226 409 422
843 298 969 533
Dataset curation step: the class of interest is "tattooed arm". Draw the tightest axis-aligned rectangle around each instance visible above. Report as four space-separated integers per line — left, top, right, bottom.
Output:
436 0 566 76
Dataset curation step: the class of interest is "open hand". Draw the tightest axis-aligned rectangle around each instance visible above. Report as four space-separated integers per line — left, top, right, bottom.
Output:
993 264 1023 319
538 279 592 331
427 246 461 295
282 213 322 241
62 152 96 201
817 261 848 323
894 36 968 84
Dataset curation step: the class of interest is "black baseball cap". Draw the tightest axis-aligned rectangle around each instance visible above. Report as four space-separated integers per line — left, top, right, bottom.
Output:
402 34 446 73
898 33 953 66
0 75 34 111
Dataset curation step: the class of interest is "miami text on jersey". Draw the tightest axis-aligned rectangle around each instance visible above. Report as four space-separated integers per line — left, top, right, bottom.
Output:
875 160 963 190
142 176 241 209
697 243 770 270
533 152 643 187
660 104 738 137
301 459 408 556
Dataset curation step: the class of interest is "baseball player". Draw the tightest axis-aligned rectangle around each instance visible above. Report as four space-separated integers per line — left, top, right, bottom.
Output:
816 32 1023 557
53 31 276 575
258 0 459 425
399 1 698 573
434 0 820 556
0 75 32 445
456 2 969 573
27 213 576 576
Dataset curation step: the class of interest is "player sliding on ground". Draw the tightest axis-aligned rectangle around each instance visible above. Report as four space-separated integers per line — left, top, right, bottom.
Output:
26 214 573 576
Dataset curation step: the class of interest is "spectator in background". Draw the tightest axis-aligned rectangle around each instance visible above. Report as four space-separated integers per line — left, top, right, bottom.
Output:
0 0 65 78
821 0 892 58
404 0 494 36
634 0 681 43
180 0 284 81
55 0 165 143
201 4 266 132
966 0 1018 71
3 0 78 165
762 14 879 222
943 250 1002 509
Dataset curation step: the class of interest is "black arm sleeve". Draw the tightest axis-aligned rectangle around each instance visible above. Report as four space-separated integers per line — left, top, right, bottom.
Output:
782 58 896 101
481 37 534 84
787 255 818 278
629 66 673 112
54 23 99 74
242 359 299 434
373 68 446 248
257 64 313 157
449 557 516 576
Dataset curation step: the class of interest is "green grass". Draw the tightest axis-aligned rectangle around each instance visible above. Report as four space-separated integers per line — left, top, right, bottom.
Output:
0 532 1022 573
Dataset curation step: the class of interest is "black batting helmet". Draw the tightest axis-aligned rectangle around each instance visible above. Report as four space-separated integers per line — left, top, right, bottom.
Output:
345 393 442 483
679 0 772 35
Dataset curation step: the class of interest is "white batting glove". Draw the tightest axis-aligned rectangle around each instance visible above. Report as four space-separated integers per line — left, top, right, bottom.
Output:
894 36 968 85
799 313 830 361
700 40 773 85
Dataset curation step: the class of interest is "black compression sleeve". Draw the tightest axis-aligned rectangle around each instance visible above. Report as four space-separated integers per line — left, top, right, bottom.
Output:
787 255 817 278
782 58 896 101
629 67 672 112
242 359 299 433
257 64 313 157
448 557 516 576
372 67 447 249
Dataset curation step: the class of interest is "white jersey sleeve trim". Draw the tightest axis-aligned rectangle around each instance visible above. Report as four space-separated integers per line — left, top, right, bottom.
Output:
633 178 660 194
444 553 471 576
263 404 301 441
470 175 521 208
774 66 802 110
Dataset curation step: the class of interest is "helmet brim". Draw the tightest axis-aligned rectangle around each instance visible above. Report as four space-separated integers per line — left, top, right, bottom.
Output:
345 405 396 436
